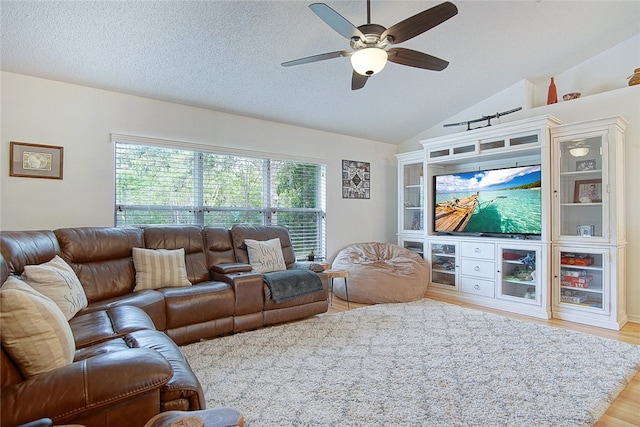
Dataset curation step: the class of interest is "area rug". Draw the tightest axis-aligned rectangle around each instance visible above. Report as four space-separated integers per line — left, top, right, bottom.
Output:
180 299 640 426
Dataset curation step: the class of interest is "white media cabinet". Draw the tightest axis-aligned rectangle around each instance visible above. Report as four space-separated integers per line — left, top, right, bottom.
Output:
398 115 627 329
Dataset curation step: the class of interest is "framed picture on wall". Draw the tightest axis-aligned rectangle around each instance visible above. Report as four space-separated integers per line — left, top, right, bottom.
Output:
342 159 370 199
10 141 64 179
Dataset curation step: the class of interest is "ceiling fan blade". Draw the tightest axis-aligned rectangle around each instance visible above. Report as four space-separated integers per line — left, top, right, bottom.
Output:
309 3 365 41
351 71 368 90
381 1 458 44
387 47 449 71
282 50 350 67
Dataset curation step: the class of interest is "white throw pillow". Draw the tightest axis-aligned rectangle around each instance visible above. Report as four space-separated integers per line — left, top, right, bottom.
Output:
23 255 88 320
132 247 192 291
244 238 287 273
0 277 75 378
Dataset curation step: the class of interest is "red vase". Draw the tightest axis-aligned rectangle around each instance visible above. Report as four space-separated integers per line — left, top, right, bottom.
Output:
547 77 558 104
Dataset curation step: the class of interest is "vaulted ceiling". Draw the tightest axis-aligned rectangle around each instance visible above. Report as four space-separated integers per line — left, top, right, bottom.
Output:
1 1 639 144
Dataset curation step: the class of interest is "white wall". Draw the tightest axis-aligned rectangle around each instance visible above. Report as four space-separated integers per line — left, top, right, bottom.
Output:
0 72 398 260
399 34 640 323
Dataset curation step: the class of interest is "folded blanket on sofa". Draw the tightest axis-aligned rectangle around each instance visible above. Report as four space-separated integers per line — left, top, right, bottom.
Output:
263 269 323 303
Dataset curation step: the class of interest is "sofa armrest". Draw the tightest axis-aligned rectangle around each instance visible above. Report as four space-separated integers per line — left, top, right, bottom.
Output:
211 271 264 315
1 348 172 427
210 262 253 274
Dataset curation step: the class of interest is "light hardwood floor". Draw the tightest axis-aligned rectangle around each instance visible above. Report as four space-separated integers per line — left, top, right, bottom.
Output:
326 295 640 426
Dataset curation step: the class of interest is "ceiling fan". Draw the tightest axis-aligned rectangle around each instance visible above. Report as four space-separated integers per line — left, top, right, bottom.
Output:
281 0 458 90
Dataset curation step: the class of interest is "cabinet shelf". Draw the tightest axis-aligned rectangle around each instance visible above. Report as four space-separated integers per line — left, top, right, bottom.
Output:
560 285 603 294
503 278 535 285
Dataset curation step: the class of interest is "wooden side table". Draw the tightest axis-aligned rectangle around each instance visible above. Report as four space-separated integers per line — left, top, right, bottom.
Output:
144 408 244 427
323 269 351 309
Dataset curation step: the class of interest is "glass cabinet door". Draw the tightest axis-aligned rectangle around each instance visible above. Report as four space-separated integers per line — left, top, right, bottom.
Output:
556 133 606 240
401 162 424 233
400 238 424 259
429 241 457 288
498 245 540 304
557 248 607 313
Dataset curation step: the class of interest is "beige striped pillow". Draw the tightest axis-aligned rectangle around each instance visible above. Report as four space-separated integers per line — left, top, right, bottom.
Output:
132 247 192 291
0 277 75 377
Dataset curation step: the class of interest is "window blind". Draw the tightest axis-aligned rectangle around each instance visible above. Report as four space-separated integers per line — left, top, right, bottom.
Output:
114 141 326 259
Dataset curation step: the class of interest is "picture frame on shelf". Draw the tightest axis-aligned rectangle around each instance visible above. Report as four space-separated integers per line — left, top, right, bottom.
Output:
573 179 602 203
575 159 596 171
9 141 64 179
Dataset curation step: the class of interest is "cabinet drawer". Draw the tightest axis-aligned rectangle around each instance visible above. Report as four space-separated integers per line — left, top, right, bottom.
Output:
461 259 495 279
461 242 495 260
461 277 495 298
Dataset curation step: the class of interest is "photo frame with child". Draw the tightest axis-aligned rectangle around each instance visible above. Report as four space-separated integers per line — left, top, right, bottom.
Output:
573 179 602 203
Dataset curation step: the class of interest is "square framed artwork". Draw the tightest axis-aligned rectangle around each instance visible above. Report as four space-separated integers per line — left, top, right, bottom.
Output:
10 141 64 179
573 179 602 203
342 159 370 199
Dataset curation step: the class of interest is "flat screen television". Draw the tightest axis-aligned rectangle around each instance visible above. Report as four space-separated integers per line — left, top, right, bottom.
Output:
433 164 542 237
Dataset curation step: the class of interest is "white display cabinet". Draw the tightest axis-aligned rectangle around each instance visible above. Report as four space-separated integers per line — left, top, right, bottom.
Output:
396 151 425 251
420 116 558 320
428 239 458 289
426 236 550 319
551 117 627 329
399 237 424 259
497 243 547 309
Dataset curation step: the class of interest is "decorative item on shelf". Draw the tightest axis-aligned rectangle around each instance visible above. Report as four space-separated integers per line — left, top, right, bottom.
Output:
628 67 640 86
524 287 536 299
547 77 558 104
575 159 596 171
562 92 581 101
576 224 595 237
307 250 315 261
573 179 602 203
518 252 536 269
560 254 594 266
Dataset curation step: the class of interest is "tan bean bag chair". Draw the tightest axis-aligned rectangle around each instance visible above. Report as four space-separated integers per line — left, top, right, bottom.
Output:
331 242 429 304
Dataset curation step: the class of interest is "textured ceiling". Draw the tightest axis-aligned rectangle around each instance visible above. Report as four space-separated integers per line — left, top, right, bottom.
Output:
1 1 639 144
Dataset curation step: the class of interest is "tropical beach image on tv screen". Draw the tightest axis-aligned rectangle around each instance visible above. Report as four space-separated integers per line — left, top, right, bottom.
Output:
434 165 542 234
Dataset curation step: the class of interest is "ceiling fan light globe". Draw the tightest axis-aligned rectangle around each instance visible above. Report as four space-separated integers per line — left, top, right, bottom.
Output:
569 147 590 157
351 48 387 76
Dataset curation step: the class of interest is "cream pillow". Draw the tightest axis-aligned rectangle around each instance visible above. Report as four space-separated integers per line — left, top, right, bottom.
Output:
0 277 75 377
132 247 192 291
23 255 88 320
245 238 287 273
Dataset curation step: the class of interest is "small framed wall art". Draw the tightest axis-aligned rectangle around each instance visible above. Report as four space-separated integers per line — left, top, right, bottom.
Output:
342 159 370 199
10 141 64 179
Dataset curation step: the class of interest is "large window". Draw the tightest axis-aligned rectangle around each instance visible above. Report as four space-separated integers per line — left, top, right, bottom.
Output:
114 139 326 259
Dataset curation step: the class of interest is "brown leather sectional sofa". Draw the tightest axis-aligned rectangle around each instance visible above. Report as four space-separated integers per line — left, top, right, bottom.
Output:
0 224 328 427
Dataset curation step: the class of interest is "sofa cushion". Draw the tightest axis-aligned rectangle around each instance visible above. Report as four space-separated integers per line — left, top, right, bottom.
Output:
244 238 287 273
22 255 88 320
143 225 210 284
133 248 192 291
230 225 296 266
54 227 144 303
0 277 75 377
0 230 60 276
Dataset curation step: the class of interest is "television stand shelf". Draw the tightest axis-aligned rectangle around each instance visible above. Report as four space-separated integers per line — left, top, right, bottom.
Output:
407 115 628 329
409 116 562 319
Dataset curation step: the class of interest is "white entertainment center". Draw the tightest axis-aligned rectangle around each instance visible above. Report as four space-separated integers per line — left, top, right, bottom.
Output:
396 115 627 330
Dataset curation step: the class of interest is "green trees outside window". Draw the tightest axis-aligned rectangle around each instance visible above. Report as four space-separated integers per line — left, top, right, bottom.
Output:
115 142 326 260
